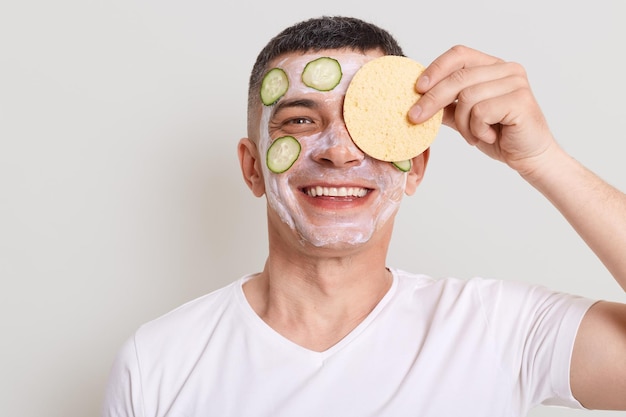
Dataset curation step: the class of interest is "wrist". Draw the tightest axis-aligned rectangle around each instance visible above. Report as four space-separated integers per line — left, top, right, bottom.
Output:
519 144 592 210
517 142 573 188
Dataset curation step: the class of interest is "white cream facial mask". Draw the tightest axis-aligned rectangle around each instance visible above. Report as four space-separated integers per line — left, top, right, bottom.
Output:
257 51 408 248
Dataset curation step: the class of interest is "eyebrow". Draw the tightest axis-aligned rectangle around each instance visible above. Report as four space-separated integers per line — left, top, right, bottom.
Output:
271 98 319 118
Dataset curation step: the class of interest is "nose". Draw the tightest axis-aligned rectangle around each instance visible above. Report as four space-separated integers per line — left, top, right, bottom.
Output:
311 124 365 168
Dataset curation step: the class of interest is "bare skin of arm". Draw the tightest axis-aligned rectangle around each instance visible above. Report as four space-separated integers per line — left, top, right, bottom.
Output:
409 45 626 410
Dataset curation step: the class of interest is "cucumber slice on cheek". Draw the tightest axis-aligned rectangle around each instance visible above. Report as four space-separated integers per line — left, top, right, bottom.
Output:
260 68 289 106
392 159 412 172
266 136 301 174
301 57 342 91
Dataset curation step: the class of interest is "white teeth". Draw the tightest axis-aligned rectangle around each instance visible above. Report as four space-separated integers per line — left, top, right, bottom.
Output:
306 186 368 197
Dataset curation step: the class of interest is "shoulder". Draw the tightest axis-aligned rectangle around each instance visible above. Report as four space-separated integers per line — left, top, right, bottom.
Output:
133 276 249 346
390 268 594 319
391 268 503 302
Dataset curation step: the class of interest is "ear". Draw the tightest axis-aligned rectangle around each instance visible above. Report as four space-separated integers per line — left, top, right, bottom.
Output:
238 138 266 197
404 147 430 196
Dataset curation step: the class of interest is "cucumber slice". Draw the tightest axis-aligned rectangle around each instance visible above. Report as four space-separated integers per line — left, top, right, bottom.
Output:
266 136 301 173
260 68 289 105
301 57 342 91
392 159 412 172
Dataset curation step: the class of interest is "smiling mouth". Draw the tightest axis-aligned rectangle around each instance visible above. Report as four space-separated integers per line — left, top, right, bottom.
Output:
303 186 370 198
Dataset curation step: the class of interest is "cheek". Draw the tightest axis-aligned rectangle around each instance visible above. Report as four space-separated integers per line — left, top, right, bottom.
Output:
388 171 408 199
296 132 325 161
371 162 407 201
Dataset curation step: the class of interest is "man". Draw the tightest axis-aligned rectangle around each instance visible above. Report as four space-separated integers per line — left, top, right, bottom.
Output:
102 16 626 416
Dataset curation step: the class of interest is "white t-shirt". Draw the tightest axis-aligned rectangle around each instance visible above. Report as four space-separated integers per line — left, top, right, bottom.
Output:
102 268 595 417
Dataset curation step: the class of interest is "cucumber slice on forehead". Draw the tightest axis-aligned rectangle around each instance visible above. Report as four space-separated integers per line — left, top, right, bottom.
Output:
260 68 289 105
266 136 301 173
302 57 342 91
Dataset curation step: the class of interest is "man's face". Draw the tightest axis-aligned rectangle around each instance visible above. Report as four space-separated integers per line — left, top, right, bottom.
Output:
256 49 409 248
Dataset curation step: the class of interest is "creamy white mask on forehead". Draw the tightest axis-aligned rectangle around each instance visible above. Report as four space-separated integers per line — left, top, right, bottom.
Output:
258 51 407 248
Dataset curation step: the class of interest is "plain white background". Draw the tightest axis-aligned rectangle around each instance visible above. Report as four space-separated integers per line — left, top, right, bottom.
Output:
1 1 624 416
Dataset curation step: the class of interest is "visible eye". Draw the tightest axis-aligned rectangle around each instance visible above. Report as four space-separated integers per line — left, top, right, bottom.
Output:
286 117 312 125
268 101 322 136
271 116 319 136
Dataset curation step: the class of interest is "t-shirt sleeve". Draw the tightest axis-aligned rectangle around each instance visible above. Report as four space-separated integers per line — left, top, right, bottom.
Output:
478 279 596 409
101 334 144 417
541 295 597 408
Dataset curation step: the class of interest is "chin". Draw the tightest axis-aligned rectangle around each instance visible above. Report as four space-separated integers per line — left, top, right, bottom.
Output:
297 229 373 249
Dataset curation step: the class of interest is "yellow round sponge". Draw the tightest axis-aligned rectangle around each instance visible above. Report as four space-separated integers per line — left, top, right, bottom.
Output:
343 55 443 162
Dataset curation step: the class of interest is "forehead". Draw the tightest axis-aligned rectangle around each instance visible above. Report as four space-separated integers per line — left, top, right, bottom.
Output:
270 49 385 95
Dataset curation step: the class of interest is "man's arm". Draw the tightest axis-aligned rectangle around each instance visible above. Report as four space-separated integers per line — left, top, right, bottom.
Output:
529 145 626 409
522 141 626 290
409 44 626 410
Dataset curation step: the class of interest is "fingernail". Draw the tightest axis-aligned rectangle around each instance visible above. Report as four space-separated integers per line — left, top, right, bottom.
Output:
416 75 429 92
409 105 422 123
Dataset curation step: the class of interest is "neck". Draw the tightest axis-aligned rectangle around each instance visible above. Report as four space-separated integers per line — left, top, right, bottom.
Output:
243 228 393 352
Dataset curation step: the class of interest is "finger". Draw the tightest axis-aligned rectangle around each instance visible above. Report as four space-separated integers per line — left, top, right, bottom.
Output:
417 45 503 93
409 61 518 125
441 101 458 130
439 103 483 147
453 74 529 144
467 88 533 144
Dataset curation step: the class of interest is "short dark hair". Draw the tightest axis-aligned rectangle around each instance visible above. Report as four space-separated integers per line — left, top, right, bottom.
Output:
247 16 404 132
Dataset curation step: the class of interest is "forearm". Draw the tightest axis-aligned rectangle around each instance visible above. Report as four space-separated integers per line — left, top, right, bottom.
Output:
522 145 626 291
